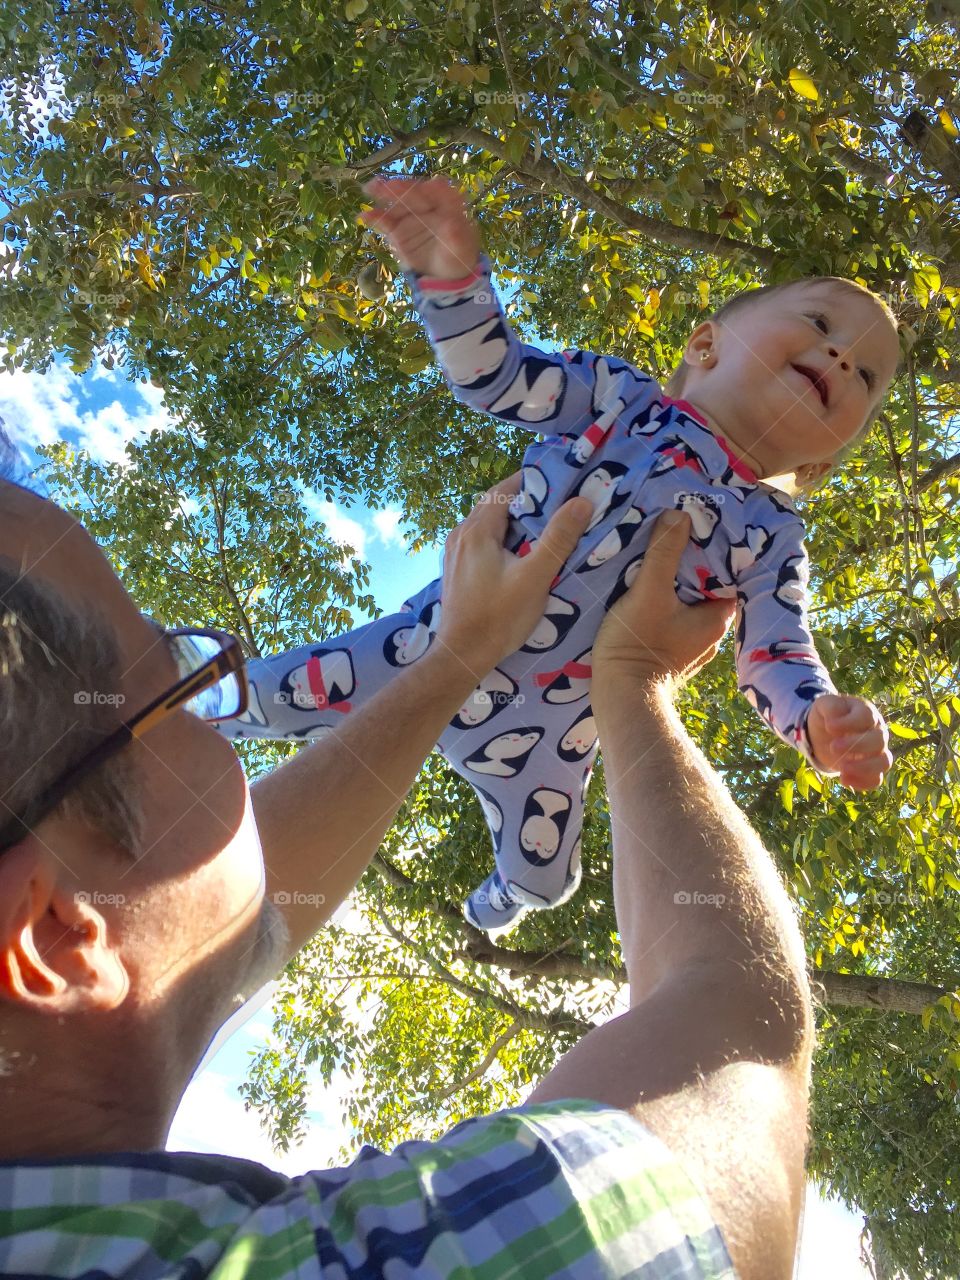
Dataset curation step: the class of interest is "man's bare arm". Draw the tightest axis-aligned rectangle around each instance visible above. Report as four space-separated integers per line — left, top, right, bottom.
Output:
250 643 480 953
528 512 814 1280
249 477 592 961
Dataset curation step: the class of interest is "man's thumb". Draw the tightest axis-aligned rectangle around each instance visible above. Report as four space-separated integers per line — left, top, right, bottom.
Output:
645 509 692 572
530 497 593 573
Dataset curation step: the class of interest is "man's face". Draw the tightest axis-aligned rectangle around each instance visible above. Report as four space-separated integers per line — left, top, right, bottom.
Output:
0 482 288 1117
683 282 901 477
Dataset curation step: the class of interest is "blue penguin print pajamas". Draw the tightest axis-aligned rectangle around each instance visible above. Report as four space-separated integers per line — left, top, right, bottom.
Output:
216 254 840 932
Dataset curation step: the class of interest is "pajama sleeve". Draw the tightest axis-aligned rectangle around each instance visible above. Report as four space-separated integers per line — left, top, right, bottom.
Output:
733 521 841 774
404 253 657 438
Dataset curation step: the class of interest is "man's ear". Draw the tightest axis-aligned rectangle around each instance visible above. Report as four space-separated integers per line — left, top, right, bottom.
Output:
0 841 128 1014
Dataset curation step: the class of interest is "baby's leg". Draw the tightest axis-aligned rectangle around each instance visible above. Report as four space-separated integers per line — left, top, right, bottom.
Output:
214 579 443 741
440 702 598 931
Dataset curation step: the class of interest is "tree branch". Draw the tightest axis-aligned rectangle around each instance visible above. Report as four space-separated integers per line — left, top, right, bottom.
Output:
811 970 958 1015
194 264 241 301
899 109 960 197
375 904 592 1035
321 122 773 266
209 480 262 657
490 0 524 114
918 450 960 492
375 852 953 1018
264 331 310 379
434 1020 524 1102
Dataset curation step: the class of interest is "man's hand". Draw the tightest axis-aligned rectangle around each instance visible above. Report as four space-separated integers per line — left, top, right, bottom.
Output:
592 510 736 692
804 694 892 791
359 176 482 279
436 473 593 676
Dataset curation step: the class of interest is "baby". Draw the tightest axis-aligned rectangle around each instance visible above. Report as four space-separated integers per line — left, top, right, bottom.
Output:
217 176 899 934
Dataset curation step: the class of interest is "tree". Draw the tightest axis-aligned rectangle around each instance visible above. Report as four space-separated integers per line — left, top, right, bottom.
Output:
4 0 960 1272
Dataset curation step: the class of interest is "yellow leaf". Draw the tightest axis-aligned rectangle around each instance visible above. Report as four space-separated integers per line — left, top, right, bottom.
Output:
944 871 960 894
698 141 714 153
445 63 475 86
134 255 156 289
788 68 819 101
940 109 959 138
697 280 710 308
779 778 794 814
887 721 920 738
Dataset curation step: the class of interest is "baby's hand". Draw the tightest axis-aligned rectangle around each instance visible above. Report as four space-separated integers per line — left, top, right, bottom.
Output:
805 694 892 791
359 176 482 280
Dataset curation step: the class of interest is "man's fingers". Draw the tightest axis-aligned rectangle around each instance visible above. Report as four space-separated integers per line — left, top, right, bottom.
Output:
690 597 737 650
641 510 692 588
457 472 522 539
527 497 594 576
469 472 521 515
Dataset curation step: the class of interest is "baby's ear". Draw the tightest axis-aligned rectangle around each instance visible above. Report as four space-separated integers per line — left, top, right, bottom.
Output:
794 460 834 490
763 470 804 497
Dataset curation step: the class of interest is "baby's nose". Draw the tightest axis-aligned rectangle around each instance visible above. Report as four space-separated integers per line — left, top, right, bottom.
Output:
828 346 850 370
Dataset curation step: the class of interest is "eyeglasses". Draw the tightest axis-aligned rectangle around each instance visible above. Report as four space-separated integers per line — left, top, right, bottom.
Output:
0 627 248 856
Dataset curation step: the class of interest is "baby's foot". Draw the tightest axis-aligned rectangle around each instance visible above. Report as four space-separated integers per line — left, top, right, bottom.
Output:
463 870 530 934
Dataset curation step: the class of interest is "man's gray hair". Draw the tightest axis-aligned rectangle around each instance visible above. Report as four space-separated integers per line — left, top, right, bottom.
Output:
0 563 145 860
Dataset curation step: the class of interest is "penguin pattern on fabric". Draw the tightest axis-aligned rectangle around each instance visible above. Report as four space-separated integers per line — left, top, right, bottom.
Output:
216 254 839 933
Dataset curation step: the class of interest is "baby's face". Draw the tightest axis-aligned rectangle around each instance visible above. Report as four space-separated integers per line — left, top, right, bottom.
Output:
682 282 901 478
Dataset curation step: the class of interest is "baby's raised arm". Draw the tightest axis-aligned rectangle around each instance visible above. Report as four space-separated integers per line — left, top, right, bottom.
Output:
735 522 890 791
360 176 482 280
360 176 655 438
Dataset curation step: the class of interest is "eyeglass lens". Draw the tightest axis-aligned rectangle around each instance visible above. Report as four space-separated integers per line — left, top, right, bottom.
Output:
170 633 242 720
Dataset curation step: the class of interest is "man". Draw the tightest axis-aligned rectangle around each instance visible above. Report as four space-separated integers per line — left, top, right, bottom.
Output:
0 450 843 1278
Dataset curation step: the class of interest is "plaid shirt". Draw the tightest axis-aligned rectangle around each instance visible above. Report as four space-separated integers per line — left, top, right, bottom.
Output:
0 1098 736 1277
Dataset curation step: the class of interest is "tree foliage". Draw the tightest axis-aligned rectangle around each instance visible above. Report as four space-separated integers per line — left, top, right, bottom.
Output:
3 0 960 1273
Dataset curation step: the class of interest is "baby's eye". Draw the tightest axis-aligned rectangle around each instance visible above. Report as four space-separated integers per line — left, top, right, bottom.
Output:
808 312 875 389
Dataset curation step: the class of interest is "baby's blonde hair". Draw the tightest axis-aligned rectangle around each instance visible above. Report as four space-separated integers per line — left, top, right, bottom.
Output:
663 277 901 497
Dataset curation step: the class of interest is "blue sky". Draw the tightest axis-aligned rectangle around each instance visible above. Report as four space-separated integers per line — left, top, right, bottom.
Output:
0 356 874 1275
0 354 443 614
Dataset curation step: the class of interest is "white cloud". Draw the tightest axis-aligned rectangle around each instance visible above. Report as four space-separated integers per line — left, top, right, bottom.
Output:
371 507 406 549
0 363 81 452
300 490 367 560
0 365 172 467
74 390 171 466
